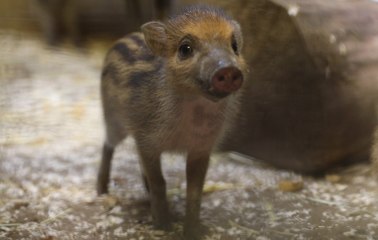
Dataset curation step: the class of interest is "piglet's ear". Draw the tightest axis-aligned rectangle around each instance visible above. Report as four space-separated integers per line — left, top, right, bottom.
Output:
231 20 243 52
141 21 168 56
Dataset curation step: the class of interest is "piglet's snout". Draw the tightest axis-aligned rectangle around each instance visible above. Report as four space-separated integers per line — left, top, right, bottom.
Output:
211 67 243 94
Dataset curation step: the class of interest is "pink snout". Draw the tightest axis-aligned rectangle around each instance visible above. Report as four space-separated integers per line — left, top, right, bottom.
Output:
211 67 243 94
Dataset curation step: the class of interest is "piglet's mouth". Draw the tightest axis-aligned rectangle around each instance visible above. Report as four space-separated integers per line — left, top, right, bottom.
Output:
206 88 231 101
195 78 229 101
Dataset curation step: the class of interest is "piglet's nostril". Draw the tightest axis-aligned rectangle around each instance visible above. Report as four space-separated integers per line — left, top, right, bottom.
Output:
211 67 243 94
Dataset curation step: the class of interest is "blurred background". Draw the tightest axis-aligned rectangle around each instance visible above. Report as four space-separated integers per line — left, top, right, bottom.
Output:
0 0 175 149
0 0 172 45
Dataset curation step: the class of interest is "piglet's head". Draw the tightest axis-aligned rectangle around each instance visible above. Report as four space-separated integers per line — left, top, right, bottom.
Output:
142 6 247 101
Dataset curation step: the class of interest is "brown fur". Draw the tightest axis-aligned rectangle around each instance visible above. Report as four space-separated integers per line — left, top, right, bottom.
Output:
97 6 246 239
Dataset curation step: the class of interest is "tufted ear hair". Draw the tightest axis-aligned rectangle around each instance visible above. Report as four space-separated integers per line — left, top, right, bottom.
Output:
231 20 243 52
141 21 168 56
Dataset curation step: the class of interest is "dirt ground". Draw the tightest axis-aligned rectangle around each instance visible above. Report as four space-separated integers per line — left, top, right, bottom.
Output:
1 32 378 240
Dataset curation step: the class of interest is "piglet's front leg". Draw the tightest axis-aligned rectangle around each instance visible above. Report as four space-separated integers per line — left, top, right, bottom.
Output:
137 146 171 230
184 152 210 239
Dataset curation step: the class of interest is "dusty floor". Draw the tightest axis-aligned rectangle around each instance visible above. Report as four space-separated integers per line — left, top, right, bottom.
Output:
1 32 378 240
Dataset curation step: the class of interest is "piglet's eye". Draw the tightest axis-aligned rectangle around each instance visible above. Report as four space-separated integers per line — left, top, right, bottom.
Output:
178 43 193 59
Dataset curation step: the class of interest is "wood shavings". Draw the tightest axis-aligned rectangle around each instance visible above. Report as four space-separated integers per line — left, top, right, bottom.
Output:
40 208 71 225
11 200 29 209
203 181 237 193
326 174 342 183
278 180 303 192
306 197 338 206
263 202 277 226
228 220 259 237
99 195 119 211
